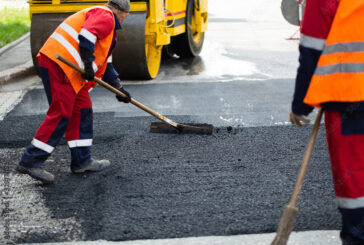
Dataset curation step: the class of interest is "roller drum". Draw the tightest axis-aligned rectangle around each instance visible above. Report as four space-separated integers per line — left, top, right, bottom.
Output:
113 12 160 80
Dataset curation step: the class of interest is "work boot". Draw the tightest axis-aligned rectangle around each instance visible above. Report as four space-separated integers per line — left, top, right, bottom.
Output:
71 159 110 174
15 165 54 184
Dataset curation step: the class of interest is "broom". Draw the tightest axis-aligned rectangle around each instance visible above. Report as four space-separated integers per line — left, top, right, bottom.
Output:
56 54 213 135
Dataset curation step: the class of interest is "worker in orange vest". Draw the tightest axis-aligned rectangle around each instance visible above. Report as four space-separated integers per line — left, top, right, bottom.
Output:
16 0 131 184
290 0 364 243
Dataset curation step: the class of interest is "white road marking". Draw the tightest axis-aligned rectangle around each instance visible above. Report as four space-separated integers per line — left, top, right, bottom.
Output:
0 76 42 120
0 91 25 121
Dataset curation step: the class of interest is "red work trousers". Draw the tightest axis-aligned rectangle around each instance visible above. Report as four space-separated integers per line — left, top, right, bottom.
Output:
19 54 93 170
325 110 364 243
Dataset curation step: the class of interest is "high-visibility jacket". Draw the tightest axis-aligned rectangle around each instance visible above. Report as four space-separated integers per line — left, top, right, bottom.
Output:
291 0 338 116
304 0 364 107
39 6 115 94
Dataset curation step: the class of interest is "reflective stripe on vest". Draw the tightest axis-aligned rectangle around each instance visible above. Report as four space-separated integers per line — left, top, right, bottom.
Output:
50 32 85 70
39 6 114 94
323 41 364 55
58 23 98 72
304 0 364 107
60 23 79 44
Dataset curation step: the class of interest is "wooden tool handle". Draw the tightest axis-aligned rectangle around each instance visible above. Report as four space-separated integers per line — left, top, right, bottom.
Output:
271 108 324 245
55 54 179 128
289 108 323 206
271 204 299 245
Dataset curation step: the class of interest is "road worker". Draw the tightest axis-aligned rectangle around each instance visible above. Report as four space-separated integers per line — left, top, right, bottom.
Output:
15 0 132 184
290 0 364 243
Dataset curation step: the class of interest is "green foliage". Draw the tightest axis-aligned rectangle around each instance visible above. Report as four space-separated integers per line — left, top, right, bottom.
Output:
0 7 30 48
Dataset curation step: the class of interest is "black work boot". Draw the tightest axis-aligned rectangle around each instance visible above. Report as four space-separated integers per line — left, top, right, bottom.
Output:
71 159 111 174
15 165 54 184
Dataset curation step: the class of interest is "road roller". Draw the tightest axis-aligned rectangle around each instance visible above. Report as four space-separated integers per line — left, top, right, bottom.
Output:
29 0 208 79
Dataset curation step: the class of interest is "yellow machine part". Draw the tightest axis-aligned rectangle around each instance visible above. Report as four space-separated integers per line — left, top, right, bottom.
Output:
29 0 208 79
29 0 147 16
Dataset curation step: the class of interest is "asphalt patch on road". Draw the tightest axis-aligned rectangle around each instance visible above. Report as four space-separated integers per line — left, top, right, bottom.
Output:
0 112 340 244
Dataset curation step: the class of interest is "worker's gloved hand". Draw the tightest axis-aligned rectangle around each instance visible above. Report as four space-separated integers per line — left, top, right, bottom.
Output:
82 62 94 81
116 86 131 103
290 111 310 127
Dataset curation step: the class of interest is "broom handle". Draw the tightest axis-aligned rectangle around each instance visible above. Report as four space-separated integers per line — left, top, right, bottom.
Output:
55 55 179 128
289 108 323 206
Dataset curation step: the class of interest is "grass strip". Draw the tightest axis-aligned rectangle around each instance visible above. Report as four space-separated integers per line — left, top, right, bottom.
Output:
0 7 30 48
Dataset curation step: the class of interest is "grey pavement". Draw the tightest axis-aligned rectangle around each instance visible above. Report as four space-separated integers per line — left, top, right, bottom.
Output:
0 32 34 84
0 33 31 72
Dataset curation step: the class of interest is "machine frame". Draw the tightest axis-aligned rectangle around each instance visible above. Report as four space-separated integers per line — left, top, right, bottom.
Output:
29 0 208 79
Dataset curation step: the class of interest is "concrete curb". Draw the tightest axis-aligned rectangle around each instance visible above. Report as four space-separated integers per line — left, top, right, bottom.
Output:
0 32 30 56
21 231 341 245
0 60 34 85
0 32 35 85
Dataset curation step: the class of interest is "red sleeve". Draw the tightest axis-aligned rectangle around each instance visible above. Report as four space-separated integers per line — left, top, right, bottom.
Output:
82 8 115 40
301 0 338 39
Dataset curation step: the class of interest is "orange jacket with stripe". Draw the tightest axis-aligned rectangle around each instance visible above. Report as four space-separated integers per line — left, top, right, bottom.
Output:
291 0 364 115
304 0 364 107
39 6 115 94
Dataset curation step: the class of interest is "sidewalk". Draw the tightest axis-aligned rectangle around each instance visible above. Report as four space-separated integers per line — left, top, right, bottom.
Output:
0 32 31 72
0 0 34 84
0 32 34 85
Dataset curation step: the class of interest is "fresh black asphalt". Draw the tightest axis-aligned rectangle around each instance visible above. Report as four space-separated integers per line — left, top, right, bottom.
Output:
0 89 340 243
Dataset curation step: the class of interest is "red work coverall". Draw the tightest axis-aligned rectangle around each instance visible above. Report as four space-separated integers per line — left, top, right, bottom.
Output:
19 7 121 171
292 0 364 243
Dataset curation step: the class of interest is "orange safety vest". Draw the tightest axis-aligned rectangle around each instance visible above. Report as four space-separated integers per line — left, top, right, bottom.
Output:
39 6 115 94
304 0 364 107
